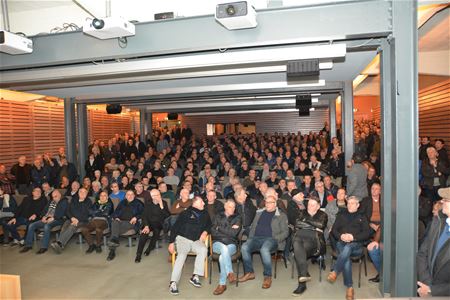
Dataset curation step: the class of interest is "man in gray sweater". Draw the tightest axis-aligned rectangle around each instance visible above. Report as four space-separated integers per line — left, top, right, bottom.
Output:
346 154 368 200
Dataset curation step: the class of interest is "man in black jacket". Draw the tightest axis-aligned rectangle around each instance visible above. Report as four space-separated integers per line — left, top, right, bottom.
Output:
210 199 241 295
292 196 328 296
135 189 170 263
3 187 47 246
51 188 92 254
327 196 371 300
417 187 450 297
20 189 68 254
168 196 212 295
234 187 256 236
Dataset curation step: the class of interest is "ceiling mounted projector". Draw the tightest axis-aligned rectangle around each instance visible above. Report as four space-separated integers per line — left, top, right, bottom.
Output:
83 17 135 40
0 31 33 55
215 1 257 30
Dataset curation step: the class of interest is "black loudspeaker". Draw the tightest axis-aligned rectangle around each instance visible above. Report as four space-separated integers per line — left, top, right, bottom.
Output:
106 104 122 114
298 110 310 117
167 113 179 120
295 95 312 108
287 59 320 78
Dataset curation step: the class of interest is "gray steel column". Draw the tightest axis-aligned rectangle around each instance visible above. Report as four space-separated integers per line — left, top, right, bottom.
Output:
146 112 153 140
64 97 77 165
390 0 419 296
329 98 337 139
139 108 146 143
343 81 354 173
379 37 395 295
76 103 88 180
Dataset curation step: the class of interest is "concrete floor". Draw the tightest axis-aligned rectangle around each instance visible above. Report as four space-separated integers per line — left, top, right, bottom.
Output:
0 237 382 299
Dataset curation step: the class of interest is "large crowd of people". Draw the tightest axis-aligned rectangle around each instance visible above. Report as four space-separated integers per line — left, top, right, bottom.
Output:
1 120 449 298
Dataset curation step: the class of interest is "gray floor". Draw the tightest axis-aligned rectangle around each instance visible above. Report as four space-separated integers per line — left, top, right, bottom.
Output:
0 236 382 299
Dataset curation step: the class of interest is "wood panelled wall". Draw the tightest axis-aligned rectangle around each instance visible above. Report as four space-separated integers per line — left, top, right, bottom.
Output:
181 109 329 137
0 101 137 170
418 79 450 160
0 100 65 171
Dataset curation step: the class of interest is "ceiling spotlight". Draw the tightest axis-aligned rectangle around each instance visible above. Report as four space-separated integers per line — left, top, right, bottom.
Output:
215 1 257 30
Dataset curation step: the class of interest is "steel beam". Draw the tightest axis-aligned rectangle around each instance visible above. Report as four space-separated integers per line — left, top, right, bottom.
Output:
380 37 395 296
329 98 337 139
0 0 391 70
64 98 77 166
343 81 354 173
139 109 146 143
390 1 419 296
76 103 88 180
146 112 152 141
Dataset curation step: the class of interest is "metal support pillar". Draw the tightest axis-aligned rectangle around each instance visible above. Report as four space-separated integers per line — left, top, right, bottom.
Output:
389 1 419 296
343 81 354 173
146 112 153 140
329 98 337 139
76 103 88 180
139 109 146 143
380 37 395 296
64 97 77 165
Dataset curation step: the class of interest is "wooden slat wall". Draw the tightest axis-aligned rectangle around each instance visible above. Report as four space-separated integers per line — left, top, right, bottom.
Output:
418 79 450 160
181 109 329 137
372 106 381 122
87 105 138 143
0 101 138 169
0 100 65 170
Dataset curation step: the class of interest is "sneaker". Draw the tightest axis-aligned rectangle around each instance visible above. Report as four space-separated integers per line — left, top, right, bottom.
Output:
20 246 32 253
19 239 25 246
10 239 20 247
189 274 202 288
50 241 63 254
107 250 116 261
169 281 179 295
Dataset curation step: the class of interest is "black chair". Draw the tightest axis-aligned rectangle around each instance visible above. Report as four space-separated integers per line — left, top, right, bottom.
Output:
291 253 326 281
208 236 241 286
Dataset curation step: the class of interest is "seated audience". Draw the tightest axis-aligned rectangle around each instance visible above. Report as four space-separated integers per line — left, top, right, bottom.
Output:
107 190 144 261
234 187 256 236
292 196 328 296
416 187 450 297
238 195 289 289
168 196 212 295
20 190 68 254
51 188 92 253
327 196 371 300
81 191 113 253
210 199 241 295
135 189 170 263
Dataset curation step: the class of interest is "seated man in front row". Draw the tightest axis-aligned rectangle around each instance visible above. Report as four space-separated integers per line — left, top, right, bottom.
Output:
168 196 212 296
238 195 289 289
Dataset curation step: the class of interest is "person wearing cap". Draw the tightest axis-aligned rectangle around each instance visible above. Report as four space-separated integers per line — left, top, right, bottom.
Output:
416 187 450 297
292 195 328 296
327 195 371 300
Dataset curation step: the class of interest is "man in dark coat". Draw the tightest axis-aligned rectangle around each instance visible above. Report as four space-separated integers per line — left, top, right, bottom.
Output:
416 187 450 297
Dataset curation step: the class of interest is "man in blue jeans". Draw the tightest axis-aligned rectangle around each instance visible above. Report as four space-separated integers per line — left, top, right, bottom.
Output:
20 190 68 254
327 196 371 300
238 195 289 289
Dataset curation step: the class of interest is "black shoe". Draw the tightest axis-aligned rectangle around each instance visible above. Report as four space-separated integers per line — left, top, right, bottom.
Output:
135 255 141 263
20 246 32 253
292 284 307 296
96 245 102 253
36 248 47 254
107 250 116 261
86 244 96 254
369 274 380 283
144 246 154 256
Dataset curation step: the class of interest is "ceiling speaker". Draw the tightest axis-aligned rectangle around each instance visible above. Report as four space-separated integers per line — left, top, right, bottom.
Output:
106 104 122 114
168 113 179 120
